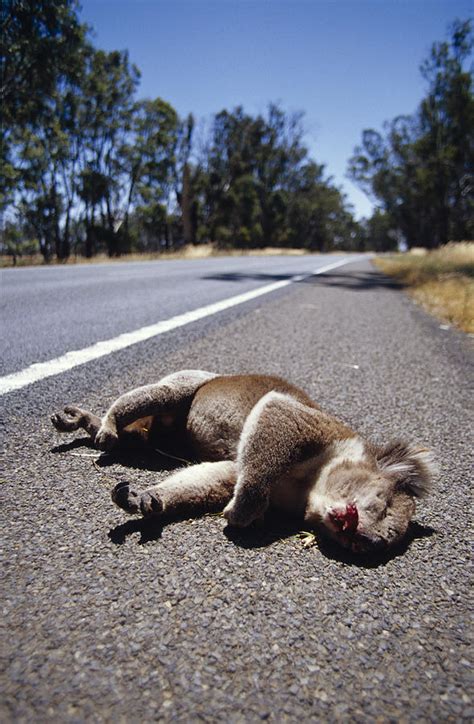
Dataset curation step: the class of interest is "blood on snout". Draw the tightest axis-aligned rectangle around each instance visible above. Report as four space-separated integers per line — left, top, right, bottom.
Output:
329 503 359 533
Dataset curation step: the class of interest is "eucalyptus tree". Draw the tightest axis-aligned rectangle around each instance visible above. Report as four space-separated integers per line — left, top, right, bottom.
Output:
286 161 358 251
415 18 474 244
348 19 473 248
121 97 179 248
1 0 86 258
200 104 310 247
253 104 308 247
76 48 140 256
7 41 90 260
1 0 85 128
173 114 195 245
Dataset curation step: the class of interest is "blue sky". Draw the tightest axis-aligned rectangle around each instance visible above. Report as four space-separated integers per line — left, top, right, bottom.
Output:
79 0 472 219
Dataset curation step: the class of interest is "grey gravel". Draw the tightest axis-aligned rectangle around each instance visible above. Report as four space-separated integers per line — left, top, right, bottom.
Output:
1 258 472 722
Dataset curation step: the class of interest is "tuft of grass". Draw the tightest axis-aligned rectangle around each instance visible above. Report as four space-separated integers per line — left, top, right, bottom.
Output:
375 242 474 334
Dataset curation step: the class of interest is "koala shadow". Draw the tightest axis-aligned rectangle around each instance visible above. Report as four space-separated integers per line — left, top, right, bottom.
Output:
225 516 436 568
51 435 182 473
314 521 436 568
50 436 98 454
108 508 300 549
108 517 165 545
108 509 435 565
53 437 436 565
223 509 305 549
94 448 179 473
108 508 226 546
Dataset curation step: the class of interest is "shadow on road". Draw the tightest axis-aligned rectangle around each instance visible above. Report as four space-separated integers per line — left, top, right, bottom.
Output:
52 439 434 567
312 521 436 568
306 270 401 291
108 517 164 545
203 271 298 282
224 514 435 568
107 504 435 568
50 436 98 454
201 269 401 291
51 436 183 473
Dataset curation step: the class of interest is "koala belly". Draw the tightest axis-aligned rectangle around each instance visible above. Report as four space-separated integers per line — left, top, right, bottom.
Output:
185 395 247 462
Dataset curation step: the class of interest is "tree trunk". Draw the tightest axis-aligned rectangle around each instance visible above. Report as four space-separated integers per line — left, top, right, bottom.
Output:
181 163 193 245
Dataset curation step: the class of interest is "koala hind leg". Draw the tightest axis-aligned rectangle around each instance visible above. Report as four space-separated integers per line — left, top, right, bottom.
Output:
51 405 101 438
112 461 237 519
95 369 217 452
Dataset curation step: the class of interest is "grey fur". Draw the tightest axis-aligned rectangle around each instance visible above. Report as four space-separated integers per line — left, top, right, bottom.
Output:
52 370 436 553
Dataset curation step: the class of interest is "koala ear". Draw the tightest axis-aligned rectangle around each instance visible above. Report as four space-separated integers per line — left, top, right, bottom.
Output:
376 440 437 498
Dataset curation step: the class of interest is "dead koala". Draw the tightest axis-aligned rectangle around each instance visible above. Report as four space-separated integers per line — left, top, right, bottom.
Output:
51 370 436 553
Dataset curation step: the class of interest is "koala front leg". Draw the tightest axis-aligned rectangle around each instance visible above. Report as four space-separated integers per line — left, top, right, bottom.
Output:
51 405 101 439
223 392 323 527
95 369 217 451
112 461 237 518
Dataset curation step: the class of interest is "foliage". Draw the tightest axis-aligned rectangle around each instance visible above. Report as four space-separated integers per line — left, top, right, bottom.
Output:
6 8 470 261
193 104 356 250
1 1 361 260
1 0 86 211
1 0 86 127
348 19 474 249
0 219 39 263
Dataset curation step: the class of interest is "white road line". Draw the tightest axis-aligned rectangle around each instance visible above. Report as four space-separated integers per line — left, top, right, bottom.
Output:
0 256 361 395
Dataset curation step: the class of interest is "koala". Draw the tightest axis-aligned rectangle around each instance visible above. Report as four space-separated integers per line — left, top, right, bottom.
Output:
51 369 436 553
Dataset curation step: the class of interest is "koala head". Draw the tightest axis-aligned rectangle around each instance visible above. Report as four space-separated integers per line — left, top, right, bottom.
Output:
310 441 436 553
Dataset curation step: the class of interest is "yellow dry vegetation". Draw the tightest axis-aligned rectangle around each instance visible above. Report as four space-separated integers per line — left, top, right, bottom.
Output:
0 244 314 268
375 242 474 334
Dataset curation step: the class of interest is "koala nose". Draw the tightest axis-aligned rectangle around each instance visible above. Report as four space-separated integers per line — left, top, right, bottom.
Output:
329 503 359 533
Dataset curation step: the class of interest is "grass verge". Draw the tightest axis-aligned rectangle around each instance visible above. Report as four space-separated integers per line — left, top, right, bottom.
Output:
374 242 474 334
0 244 319 268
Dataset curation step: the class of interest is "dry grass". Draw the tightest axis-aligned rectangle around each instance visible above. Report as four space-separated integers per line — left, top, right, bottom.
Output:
374 242 474 334
0 243 318 268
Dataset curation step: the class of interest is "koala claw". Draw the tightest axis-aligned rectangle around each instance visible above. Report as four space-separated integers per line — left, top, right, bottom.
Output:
139 491 163 518
112 481 140 513
51 407 82 432
223 499 264 528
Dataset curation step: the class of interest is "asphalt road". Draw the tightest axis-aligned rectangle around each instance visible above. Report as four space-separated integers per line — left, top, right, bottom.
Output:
1 255 472 722
1 254 346 376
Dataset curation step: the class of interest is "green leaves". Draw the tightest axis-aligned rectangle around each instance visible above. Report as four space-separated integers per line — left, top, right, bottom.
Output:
348 19 473 249
196 104 354 250
2 4 361 260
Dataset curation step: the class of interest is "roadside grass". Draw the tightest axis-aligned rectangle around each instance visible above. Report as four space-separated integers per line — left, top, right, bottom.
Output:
0 244 320 268
374 242 474 334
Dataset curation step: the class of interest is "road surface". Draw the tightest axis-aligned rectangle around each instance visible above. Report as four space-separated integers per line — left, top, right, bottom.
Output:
1 254 472 721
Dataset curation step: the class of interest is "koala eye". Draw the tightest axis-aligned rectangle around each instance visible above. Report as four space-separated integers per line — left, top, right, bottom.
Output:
367 500 388 518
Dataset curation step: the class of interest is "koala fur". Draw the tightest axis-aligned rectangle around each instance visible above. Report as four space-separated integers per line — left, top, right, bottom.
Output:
51 370 436 553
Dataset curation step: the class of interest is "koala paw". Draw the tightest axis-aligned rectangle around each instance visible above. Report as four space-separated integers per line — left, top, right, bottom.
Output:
223 496 267 528
112 481 141 513
51 406 83 432
139 491 163 518
95 425 118 452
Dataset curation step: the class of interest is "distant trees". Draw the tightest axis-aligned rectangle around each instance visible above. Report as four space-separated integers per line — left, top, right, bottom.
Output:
191 104 356 251
348 19 473 249
1 1 360 261
1 0 86 235
2 4 471 261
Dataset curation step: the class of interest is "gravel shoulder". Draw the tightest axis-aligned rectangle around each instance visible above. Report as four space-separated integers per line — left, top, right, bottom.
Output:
2 259 472 721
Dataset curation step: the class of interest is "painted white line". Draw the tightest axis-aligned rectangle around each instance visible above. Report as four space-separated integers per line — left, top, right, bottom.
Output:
0 256 361 395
